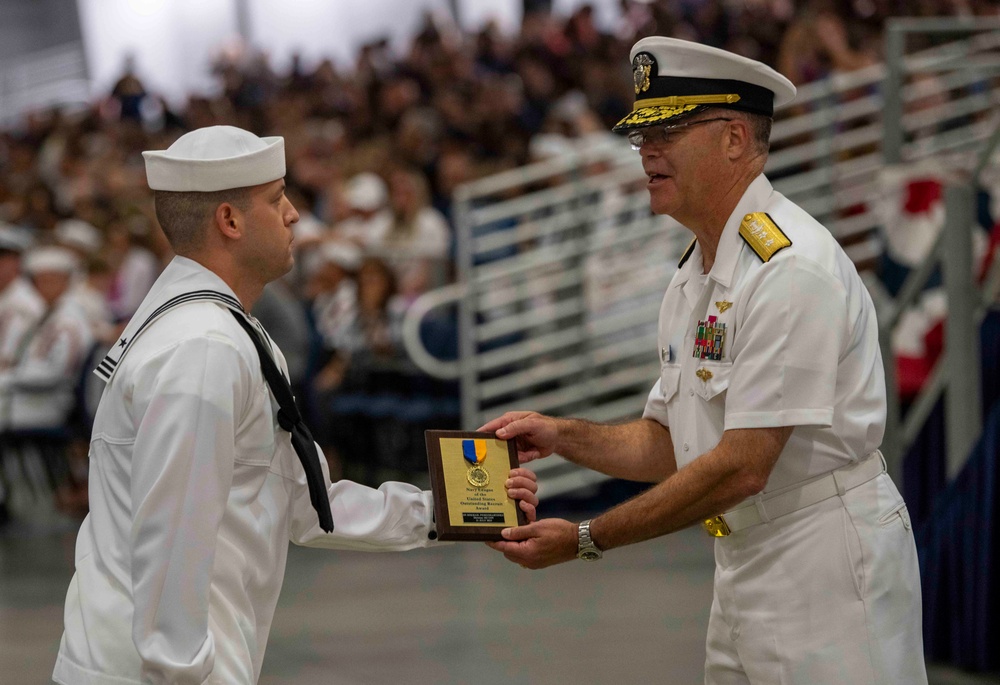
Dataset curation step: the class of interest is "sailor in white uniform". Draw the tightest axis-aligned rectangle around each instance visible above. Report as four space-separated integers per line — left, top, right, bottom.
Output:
483 38 925 684
52 126 538 685
0 225 44 371
0 246 93 431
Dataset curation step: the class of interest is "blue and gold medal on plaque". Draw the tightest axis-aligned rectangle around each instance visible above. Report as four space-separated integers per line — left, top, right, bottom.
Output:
463 439 490 487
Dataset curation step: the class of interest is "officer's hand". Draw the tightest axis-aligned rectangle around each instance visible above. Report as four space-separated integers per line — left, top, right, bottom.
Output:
478 411 560 464
486 518 577 569
505 467 539 522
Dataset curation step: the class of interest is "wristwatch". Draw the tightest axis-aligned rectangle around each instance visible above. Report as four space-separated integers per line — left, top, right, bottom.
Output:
577 519 603 561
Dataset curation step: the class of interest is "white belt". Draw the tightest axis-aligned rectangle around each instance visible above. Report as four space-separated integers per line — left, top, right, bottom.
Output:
702 450 886 537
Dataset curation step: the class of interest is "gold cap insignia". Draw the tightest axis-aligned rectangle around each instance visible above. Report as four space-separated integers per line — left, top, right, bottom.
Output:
632 53 653 95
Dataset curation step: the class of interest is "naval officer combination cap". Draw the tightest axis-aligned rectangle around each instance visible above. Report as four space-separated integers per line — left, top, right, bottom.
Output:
142 125 286 192
612 36 797 133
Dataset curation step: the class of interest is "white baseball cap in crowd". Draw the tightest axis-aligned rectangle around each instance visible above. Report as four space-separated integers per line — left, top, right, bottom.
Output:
345 173 388 212
143 125 285 192
0 224 33 253
613 36 796 132
317 241 363 272
55 219 103 254
22 246 80 275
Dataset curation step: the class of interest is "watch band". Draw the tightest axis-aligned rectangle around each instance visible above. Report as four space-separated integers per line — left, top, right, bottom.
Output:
577 519 603 561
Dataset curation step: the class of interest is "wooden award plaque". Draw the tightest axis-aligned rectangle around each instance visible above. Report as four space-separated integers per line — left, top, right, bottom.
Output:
424 430 527 541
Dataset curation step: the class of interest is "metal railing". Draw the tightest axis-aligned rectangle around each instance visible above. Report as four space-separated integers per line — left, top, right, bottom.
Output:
876 18 1000 480
402 22 1000 494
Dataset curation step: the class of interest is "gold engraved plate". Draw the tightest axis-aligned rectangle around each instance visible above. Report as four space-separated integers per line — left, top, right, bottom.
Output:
716 301 732 313
739 213 791 262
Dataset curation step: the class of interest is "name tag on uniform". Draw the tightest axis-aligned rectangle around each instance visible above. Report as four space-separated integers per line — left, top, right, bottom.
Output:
693 315 725 361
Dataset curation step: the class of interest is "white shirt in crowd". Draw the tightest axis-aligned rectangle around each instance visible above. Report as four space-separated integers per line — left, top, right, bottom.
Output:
107 246 160 322
335 209 392 249
365 207 450 260
311 279 358 349
0 276 45 368
67 280 115 343
0 294 93 430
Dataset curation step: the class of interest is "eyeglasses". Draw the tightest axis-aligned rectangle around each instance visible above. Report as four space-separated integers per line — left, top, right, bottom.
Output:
627 117 733 150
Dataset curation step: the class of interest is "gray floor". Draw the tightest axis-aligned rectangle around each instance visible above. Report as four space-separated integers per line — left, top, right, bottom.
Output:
0 500 995 684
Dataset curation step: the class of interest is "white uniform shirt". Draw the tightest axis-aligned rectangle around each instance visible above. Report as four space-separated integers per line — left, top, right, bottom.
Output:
0 276 45 368
0 294 92 430
642 175 885 492
54 257 437 685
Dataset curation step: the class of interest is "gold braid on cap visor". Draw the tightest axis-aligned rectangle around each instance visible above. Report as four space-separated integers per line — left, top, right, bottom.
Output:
613 93 742 131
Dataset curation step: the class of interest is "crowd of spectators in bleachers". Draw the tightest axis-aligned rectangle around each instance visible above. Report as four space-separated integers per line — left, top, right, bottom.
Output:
1 0 997 520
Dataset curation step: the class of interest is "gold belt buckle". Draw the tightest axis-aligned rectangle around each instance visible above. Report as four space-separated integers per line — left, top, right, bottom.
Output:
703 515 731 537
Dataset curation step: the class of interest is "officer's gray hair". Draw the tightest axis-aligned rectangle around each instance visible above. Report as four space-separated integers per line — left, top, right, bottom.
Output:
153 188 251 253
698 107 771 159
736 110 772 157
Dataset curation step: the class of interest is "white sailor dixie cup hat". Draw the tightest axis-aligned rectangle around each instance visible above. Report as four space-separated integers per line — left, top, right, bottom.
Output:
22 246 80 275
142 125 285 192
613 36 797 133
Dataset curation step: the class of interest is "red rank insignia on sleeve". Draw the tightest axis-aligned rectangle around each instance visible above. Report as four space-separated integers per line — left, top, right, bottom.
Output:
693 315 726 361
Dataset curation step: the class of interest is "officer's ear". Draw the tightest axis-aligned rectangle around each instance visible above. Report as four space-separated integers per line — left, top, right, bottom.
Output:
723 116 753 162
214 202 243 240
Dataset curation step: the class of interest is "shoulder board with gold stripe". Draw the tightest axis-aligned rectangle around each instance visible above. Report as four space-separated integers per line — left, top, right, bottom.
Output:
739 212 791 262
677 238 697 268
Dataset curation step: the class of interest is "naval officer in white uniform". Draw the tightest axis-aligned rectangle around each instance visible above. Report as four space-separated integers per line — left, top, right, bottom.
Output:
483 37 925 684
53 126 538 685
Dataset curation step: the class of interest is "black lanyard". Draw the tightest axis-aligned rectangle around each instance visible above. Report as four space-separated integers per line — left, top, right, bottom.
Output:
230 310 334 533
